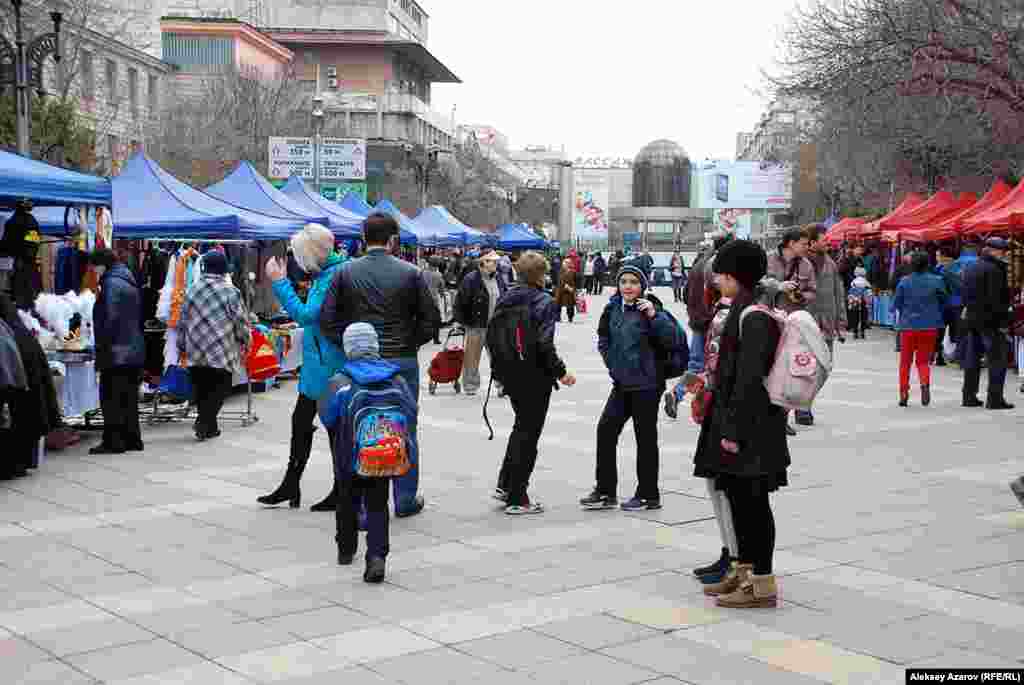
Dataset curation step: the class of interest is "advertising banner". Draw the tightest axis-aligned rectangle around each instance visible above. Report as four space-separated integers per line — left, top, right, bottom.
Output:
574 172 609 239
268 137 314 180
694 160 792 209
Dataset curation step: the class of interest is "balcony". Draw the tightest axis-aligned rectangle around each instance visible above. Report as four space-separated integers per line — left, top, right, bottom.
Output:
322 91 453 137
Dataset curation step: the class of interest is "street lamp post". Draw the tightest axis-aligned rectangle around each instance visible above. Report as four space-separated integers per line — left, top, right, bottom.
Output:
311 94 324 195
3 2 63 157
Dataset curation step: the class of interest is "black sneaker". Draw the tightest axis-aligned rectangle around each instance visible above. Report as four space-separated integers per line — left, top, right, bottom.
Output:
580 490 617 510
693 547 730 577
364 556 386 583
621 496 662 511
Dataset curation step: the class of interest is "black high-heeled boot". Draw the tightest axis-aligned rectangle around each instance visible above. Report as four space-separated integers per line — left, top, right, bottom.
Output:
310 484 338 512
257 427 314 508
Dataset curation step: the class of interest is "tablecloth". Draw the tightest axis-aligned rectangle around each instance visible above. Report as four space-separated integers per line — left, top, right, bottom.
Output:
872 294 897 327
59 360 100 417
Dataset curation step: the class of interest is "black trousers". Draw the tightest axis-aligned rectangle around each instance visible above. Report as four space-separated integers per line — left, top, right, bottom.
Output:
189 367 233 434
336 473 390 560
725 487 776 575
290 394 318 466
497 383 553 506
99 367 142 451
595 387 661 500
562 304 575 322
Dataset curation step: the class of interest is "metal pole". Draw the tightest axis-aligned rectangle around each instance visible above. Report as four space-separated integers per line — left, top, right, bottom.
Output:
314 128 321 196
13 0 30 156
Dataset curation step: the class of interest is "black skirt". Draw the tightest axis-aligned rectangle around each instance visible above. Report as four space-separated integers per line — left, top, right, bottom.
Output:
714 470 788 497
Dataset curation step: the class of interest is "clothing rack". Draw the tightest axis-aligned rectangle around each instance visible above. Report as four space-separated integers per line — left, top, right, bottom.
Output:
131 237 261 429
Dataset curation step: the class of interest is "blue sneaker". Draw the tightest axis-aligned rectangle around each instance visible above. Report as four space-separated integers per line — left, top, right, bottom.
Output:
698 566 728 584
395 495 425 518
620 496 662 511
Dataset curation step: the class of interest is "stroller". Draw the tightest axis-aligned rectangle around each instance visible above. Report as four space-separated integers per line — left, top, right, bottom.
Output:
428 327 465 395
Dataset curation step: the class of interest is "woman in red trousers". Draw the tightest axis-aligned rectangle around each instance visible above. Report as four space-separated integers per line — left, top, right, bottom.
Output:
892 252 948 407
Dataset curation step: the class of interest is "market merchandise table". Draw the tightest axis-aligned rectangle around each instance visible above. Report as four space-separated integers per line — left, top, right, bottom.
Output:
872 293 897 327
46 350 101 423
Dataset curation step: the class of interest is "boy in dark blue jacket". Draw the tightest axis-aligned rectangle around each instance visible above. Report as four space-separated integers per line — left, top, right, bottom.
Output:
581 265 679 511
319 323 417 583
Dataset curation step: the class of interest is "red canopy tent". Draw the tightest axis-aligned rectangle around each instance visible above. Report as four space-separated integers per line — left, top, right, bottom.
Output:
856 193 926 239
823 217 867 246
900 181 1012 243
962 178 1024 235
879 190 976 239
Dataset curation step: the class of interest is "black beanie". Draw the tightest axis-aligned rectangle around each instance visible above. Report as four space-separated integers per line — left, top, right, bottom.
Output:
202 250 229 275
712 239 767 290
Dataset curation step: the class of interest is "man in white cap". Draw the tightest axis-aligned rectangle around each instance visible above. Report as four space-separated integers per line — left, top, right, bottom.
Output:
454 250 507 395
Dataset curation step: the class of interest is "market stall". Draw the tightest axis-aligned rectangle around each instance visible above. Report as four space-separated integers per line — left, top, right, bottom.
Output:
855 193 926 240
340 190 373 217
372 199 424 247
278 176 367 240
497 223 547 250
900 180 1012 244
879 191 976 242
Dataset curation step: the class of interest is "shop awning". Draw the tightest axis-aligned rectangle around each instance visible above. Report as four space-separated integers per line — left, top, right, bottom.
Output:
857 194 926 239
206 161 333 231
962 178 1024 235
823 218 867 245
879 191 977 237
339 190 373 217
901 181 1013 243
372 199 421 246
0 149 112 209
497 223 547 250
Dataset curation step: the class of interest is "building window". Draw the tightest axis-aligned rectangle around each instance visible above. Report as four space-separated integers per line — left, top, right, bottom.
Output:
105 59 117 104
128 68 138 117
80 51 94 98
148 75 158 114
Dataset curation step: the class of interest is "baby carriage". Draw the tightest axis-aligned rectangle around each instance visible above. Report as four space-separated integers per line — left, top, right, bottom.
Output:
428 327 465 394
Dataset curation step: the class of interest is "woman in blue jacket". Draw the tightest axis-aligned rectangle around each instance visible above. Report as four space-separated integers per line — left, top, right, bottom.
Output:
580 264 679 512
893 252 948 408
259 224 348 511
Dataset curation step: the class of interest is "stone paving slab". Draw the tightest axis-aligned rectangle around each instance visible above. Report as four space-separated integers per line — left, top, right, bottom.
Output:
2 292 1023 683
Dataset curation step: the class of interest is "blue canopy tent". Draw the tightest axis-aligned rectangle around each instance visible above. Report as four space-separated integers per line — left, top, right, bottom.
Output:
205 161 345 235
339 190 373 217
497 223 547 250
410 206 469 247
278 177 365 240
110 153 300 240
372 199 421 247
0 149 112 209
0 205 86 237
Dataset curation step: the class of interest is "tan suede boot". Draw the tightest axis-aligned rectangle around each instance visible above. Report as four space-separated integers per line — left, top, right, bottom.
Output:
702 562 751 597
716 573 778 608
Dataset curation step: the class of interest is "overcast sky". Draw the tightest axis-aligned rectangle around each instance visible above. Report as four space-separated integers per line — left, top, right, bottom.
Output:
427 0 799 161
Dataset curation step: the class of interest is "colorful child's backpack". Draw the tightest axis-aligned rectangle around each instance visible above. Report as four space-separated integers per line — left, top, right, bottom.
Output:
348 379 415 478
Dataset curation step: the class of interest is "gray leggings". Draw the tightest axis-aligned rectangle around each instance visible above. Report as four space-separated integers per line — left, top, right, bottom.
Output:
708 478 738 557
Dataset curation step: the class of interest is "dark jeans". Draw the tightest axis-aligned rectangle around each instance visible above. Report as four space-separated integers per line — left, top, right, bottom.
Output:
961 329 1009 400
497 383 553 506
336 471 390 560
725 487 776 575
99 366 142 450
189 367 233 435
391 357 420 514
595 387 661 500
847 302 868 336
671 276 685 302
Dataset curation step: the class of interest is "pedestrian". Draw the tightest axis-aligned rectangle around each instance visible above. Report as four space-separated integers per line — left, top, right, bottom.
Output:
454 250 506 396
177 250 251 441
583 254 596 295
258 224 347 511
892 252 947 407
321 213 440 518
89 248 145 455
555 261 577 323
693 239 788 609
933 248 958 366
766 228 816 430
960 237 1014 410
319 323 417 583
490 252 576 514
803 224 847 424
670 251 685 303
422 257 447 343
550 252 562 285
847 267 872 339
0 294 60 479
592 252 607 295
580 264 678 512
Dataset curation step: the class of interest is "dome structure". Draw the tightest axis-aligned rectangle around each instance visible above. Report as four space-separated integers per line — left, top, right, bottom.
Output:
632 139 691 208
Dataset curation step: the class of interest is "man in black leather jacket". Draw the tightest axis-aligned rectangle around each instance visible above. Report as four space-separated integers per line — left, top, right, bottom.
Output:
320 214 440 517
960 237 1014 410
91 248 146 455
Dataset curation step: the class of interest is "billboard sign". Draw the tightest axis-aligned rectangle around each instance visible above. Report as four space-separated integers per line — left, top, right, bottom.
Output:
573 172 609 239
268 137 314 180
319 138 366 181
694 160 792 209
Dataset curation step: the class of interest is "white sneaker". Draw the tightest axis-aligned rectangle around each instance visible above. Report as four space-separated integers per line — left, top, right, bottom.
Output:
505 502 544 515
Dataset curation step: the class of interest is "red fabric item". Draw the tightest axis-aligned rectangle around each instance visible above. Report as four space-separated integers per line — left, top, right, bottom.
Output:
899 330 938 392
246 330 281 381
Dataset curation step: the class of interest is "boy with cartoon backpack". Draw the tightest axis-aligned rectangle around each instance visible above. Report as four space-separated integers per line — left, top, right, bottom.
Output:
319 323 417 584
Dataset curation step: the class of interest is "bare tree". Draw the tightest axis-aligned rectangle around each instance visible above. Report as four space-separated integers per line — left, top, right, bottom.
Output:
428 140 515 226
772 0 1024 214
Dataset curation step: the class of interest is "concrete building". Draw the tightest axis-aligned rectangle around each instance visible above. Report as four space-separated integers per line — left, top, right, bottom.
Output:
736 96 813 162
607 140 711 251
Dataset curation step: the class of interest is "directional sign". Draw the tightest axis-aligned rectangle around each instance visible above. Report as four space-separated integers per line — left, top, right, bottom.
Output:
268 137 314 180
319 138 366 181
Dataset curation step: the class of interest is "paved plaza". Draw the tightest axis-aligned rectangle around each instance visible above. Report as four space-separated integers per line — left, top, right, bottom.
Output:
3 291 1023 684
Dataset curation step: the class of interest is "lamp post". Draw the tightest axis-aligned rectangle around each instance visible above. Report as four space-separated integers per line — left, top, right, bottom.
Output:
311 94 325 195
3 2 63 157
